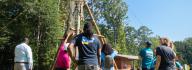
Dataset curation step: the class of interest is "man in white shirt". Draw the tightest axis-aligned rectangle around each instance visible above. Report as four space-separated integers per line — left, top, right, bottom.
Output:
14 37 33 70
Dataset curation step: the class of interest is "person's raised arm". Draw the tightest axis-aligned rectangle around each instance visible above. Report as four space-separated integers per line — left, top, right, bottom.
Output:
63 31 74 44
67 35 78 64
68 43 76 63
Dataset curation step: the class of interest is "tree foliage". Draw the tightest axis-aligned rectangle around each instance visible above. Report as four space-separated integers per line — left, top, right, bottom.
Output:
174 37 192 64
87 0 128 54
0 0 63 69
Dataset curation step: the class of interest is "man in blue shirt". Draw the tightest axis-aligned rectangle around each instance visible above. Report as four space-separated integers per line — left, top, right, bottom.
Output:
68 22 101 70
139 41 154 70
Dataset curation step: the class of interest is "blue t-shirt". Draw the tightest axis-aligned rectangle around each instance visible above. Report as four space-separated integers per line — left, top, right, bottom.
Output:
101 50 118 70
139 47 154 69
73 34 101 65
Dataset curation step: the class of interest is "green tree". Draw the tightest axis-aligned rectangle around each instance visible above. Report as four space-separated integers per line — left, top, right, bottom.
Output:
88 0 128 54
149 37 160 49
136 26 153 54
174 37 192 64
0 0 63 69
124 25 137 55
174 41 187 63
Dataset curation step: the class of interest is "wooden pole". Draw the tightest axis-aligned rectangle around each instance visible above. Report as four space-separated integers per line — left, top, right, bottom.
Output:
113 59 118 70
74 0 84 35
50 43 60 70
84 2 120 70
74 1 81 34
84 3 105 44
50 0 61 69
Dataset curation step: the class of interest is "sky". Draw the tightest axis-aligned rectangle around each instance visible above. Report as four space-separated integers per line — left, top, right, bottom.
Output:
125 0 192 41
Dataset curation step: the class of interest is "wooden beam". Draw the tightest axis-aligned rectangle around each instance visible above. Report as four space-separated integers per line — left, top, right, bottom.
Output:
84 3 105 44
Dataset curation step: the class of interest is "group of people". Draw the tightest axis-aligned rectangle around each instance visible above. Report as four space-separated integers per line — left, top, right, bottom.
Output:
139 38 183 70
13 20 183 70
13 21 118 70
55 21 118 70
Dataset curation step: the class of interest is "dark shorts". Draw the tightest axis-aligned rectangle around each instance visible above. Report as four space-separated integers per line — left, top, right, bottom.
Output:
142 68 154 70
55 67 67 70
159 66 176 70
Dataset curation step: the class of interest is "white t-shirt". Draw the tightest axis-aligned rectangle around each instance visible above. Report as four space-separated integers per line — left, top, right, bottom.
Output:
14 43 33 68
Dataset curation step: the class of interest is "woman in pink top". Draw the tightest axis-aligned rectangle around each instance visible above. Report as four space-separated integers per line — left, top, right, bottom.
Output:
55 31 74 70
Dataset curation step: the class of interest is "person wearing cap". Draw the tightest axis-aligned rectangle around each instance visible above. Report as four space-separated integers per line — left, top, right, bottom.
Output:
139 41 154 70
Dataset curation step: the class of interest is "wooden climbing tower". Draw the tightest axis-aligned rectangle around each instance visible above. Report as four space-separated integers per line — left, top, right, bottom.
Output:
50 0 139 70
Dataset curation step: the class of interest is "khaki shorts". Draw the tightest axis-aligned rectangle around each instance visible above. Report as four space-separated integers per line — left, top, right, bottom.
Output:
14 63 29 70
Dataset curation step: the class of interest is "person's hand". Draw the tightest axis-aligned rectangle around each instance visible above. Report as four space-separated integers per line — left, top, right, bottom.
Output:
72 32 75 36
70 31 75 36
70 31 75 34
